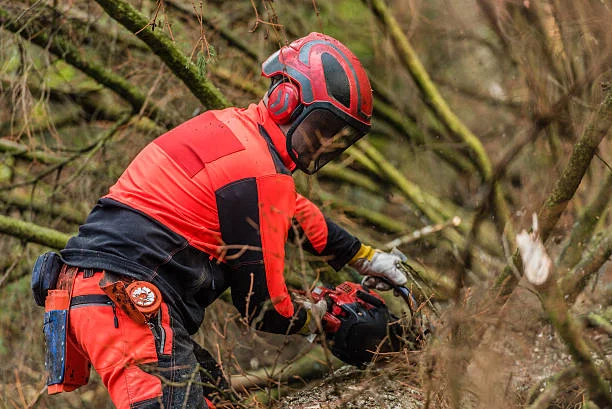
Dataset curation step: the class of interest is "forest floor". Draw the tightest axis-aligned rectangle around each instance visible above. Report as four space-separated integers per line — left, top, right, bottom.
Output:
269 268 611 409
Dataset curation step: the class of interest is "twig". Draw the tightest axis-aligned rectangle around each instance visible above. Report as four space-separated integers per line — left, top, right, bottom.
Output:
164 0 261 63
0 115 131 192
53 114 132 193
384 217 462 250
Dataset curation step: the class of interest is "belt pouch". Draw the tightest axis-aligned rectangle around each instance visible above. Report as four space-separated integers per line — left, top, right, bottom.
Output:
100 277 147 324
44 289 91 394
32 252 63 307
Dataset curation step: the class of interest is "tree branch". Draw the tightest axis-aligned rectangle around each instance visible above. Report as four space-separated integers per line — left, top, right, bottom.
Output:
363 0 492 179
0 138 67 165
0 214 70 249
560 230 612 305
525 257 612 407
0 191 86 224
94 0 230 110
495 88 612 295
537 91 612 242
558 170 612 271
515 225 611 408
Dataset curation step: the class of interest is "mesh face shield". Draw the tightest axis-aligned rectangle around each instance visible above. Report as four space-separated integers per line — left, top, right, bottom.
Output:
286 108 367 174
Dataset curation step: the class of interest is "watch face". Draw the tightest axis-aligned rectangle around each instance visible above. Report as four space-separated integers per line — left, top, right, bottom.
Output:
288 108 365 174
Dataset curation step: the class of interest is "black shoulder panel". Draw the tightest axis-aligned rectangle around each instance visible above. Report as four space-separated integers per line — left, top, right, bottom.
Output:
215 178 263 266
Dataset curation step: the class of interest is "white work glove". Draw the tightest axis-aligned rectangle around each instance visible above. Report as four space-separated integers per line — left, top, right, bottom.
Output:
296 298 328 336
350 245 407 291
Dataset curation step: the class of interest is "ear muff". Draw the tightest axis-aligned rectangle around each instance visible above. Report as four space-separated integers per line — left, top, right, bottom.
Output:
267 81 301 124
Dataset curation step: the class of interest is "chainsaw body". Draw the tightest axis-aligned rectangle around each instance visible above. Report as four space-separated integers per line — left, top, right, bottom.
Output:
311 281 386 333
310 281 401 367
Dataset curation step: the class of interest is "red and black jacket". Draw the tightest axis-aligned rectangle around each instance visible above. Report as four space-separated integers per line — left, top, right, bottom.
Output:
61 101 361 335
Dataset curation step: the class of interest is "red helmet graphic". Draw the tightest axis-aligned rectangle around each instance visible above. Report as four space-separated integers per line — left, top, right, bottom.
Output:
262 32 373 174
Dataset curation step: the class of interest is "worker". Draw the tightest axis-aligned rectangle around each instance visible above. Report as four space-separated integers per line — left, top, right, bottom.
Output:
44 32 408 409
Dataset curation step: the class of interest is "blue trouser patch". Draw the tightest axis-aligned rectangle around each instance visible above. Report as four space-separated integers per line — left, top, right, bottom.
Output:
44 309 68 386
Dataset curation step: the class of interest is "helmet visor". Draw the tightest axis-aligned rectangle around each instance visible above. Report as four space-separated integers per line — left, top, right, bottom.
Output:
288 109 366 174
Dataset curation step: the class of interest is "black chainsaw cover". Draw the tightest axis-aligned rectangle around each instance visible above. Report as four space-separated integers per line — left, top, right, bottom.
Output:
328 301 402 367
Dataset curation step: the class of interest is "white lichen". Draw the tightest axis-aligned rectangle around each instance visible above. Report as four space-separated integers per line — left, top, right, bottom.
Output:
516 214 552 286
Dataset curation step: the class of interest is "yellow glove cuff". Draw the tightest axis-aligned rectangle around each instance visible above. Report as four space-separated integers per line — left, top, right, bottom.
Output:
349 244 375 264
297 312 312 335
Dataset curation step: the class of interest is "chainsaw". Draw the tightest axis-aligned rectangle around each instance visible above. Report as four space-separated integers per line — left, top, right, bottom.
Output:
308 279 426 367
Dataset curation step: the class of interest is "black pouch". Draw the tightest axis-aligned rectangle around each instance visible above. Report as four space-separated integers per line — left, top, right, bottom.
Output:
31 252 63 307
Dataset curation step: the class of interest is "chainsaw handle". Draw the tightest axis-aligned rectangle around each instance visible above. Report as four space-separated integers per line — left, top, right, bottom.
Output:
355 289 385 308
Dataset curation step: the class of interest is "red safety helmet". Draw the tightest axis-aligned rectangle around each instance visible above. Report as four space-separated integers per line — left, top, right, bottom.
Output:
262 32 373 174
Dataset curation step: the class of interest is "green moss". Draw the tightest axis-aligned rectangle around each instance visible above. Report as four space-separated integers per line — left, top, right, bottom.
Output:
43 60 101 92
0 48 20 73
0 155 13 182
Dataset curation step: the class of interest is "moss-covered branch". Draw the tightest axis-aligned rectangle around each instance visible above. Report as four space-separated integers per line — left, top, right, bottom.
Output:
317 189 410 234
362 0 511 239
94 0 229 110
356 140 461 224
0 138 67 165
355 140 505 261
0 192 86 224
537 91 612 242
560 230 612 305
558 170 612 271
363 0 492 179
0 214 71 249
583 311 612 337
317 163 381 194
373 99 475 174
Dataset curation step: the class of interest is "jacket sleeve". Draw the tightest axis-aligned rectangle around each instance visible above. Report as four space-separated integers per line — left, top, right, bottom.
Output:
215 175 307 334
291 194 361 271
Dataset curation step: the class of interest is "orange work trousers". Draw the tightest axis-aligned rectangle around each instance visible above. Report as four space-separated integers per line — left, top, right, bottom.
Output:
67 270 216 409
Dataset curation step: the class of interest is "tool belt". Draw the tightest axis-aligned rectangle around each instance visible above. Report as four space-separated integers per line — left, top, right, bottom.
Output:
32 252 163 395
